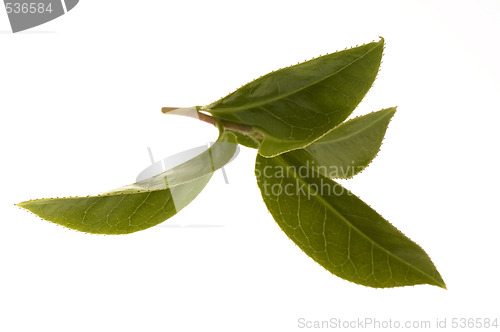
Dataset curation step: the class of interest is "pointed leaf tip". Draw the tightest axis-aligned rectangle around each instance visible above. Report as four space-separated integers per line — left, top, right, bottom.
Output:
17 127 238 235
280 107 397 179
255 153 445 288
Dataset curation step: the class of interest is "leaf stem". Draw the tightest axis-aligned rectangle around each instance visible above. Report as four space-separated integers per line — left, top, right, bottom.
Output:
161 107 263 140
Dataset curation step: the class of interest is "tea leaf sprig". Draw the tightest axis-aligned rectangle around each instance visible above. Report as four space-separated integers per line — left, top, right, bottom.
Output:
18 38 445 288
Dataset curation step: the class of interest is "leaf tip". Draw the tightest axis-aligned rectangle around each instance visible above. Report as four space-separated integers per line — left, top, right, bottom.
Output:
15 200 28 209
432 273 447 290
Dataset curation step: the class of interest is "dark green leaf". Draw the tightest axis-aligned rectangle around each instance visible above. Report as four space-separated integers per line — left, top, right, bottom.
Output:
17 127 238 234
255 153 445 288
204 39 384 157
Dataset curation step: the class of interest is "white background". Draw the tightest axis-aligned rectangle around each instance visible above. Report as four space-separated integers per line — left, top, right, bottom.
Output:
1 1 499 331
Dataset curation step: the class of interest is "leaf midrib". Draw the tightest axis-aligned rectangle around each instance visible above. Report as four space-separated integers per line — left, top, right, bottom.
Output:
272 155 442 286
206 41 381 114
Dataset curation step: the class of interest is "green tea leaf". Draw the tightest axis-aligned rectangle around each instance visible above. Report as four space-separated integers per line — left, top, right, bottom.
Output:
255 153 445 288
284 107 396 179
17 127 238 234
204 39 384 157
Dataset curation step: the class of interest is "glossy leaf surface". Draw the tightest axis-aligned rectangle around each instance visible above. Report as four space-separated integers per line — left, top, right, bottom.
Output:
255 153 445 288
17 128 238 234
204 39 384 157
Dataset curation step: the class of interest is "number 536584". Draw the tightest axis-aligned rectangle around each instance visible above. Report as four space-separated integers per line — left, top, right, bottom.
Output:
5 2 53 14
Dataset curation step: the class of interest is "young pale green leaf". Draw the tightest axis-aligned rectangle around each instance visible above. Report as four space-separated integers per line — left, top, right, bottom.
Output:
255 153 445 288
17 127 238 235
283 107 396 179
203 39 384 157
